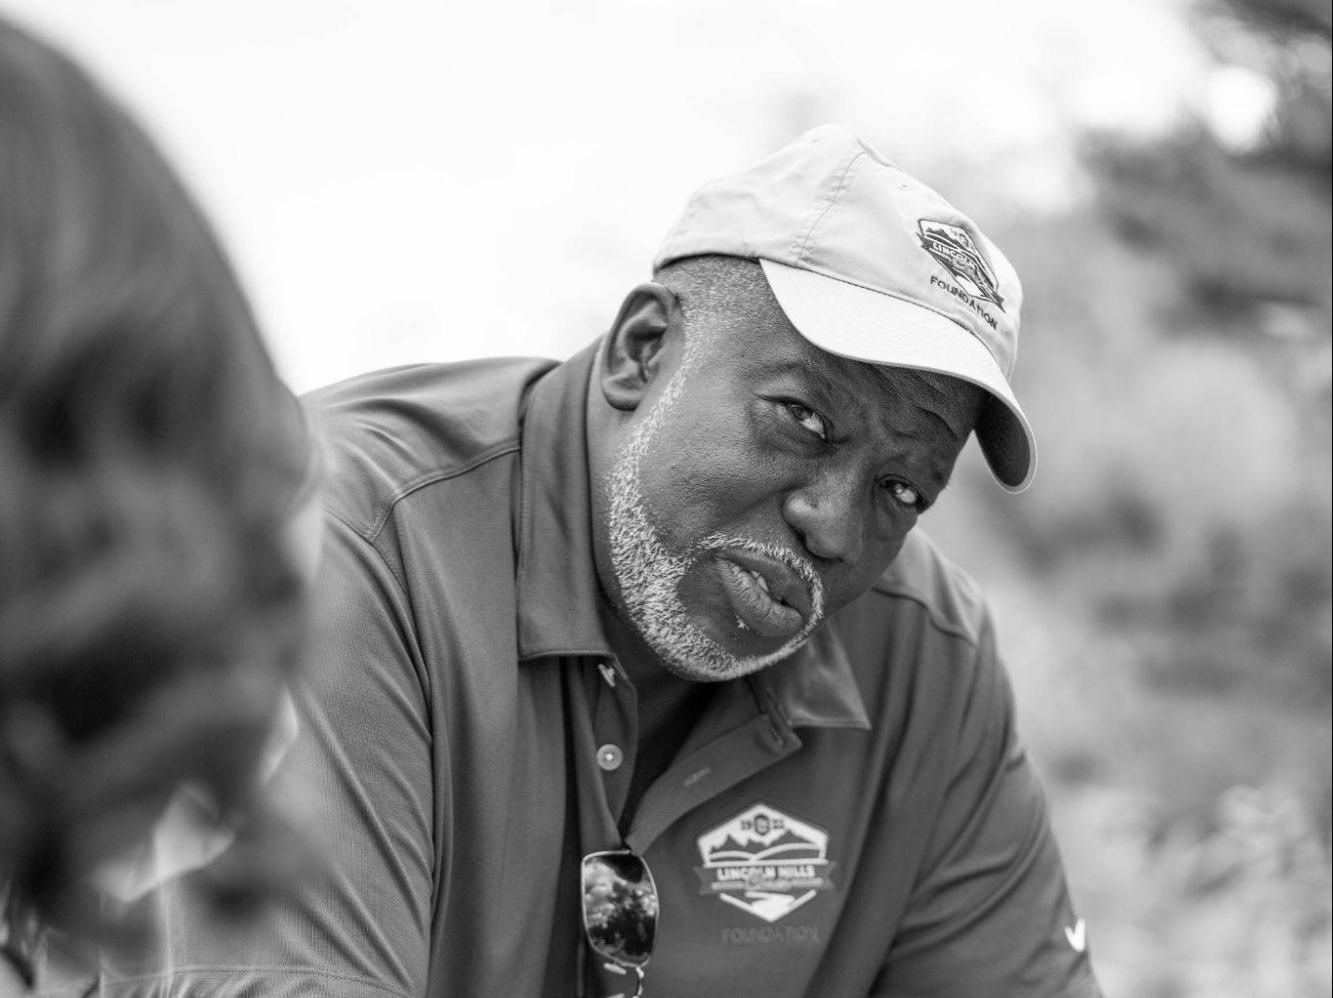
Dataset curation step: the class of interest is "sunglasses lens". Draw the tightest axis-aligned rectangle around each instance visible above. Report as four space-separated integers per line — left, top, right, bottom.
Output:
582 851 659 966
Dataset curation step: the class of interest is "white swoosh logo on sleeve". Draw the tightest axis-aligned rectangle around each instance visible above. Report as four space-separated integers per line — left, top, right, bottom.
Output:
1064 918 1087 953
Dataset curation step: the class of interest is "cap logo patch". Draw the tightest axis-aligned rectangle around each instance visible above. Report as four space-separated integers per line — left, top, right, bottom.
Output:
695 803 836 923
917 219 1006 312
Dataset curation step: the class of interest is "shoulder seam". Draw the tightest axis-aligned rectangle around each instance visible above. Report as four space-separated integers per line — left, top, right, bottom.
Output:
358 437 520 542
325 506 412 598
866 579 982 647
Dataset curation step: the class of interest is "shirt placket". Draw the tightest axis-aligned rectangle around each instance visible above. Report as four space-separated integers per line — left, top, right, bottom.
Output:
567 656 642 998
566 656 638 853
590 657 637 828
568 659 807 998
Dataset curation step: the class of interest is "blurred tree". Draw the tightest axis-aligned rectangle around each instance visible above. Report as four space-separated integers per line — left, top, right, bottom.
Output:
960 0 1332 854
910 7 1332 993
1089 0 1330 333
1018 0 1333 712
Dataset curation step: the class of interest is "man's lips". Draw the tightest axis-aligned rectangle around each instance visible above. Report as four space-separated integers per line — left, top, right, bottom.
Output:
713 549 814 640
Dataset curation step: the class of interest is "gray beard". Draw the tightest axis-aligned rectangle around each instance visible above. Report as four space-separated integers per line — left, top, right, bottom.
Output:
604 337 825 682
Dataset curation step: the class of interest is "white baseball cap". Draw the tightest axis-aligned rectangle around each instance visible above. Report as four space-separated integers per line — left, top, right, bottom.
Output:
654 124 1036 492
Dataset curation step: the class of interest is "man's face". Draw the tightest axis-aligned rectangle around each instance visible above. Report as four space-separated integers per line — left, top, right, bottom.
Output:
602 301 979 683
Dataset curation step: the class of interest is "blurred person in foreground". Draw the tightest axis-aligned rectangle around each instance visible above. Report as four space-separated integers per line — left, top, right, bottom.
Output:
115 126 1103 997
0 15 320 993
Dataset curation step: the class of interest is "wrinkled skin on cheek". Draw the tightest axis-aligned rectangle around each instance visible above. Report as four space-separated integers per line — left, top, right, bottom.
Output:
641 398 760 545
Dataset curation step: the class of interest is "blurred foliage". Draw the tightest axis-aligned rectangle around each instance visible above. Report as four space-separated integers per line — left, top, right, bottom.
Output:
1046 0 1331 712
926 0 1331 994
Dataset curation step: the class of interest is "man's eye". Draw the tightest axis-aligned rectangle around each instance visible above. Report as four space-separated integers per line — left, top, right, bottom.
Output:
885 480 922 511
784 402 828 442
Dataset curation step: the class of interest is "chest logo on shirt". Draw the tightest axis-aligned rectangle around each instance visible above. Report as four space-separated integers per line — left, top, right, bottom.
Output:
694 803 836 923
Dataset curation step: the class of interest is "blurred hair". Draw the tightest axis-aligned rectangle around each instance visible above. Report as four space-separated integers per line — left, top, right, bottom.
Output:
0 15 311 976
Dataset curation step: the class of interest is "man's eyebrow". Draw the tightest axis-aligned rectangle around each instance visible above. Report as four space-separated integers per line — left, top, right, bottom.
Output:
754 359 853 408
866 365 974 443
757 357 973 443
912 403 964 442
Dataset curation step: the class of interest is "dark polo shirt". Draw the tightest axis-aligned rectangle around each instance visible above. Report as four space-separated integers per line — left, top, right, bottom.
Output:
93 343 1100 998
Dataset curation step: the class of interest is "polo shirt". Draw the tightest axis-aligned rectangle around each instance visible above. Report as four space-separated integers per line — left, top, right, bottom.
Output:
91 342 1101 998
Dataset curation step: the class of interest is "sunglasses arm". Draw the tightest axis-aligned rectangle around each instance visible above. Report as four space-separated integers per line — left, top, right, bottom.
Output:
599 960 646 998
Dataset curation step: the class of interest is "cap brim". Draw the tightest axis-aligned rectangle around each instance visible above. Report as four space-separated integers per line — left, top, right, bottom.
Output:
760 258 1036 492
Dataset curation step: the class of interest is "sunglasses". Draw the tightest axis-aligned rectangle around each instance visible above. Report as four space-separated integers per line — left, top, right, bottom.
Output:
581 850 659 998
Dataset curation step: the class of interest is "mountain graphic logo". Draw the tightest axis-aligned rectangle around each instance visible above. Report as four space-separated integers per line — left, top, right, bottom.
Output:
695 803 836 923
917 218 1006 312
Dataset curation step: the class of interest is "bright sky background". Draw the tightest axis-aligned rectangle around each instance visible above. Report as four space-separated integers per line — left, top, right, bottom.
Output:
7 0 1216 391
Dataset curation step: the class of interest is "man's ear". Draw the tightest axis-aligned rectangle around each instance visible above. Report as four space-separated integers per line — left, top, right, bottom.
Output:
600 282 680 411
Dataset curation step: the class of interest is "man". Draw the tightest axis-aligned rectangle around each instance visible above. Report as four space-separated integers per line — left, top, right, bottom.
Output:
102 125 1101 997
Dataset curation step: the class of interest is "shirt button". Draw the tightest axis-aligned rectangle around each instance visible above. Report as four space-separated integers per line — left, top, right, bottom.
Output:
596 744 624 772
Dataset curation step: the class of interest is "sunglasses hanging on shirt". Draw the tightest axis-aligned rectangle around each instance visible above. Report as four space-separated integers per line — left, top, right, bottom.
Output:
581 850 659 998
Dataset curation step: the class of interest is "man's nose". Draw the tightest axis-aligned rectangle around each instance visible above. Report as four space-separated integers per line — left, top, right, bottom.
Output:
781 477 864 564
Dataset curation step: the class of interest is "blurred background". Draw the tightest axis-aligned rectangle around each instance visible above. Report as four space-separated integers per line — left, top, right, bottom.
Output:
7 0 1329 993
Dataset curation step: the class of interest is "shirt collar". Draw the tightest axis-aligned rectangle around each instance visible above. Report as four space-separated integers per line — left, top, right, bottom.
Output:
515 340 612 660
749 625 870 731
513 339 870 731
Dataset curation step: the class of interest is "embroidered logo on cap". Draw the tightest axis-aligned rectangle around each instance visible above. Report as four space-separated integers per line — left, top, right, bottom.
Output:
918 219 1006 312
694 803 836 923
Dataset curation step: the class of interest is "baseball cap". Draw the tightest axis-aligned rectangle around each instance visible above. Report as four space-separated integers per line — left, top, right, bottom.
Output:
653 124 1036 492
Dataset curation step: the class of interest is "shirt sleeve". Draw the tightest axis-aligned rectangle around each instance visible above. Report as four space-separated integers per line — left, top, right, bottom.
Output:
92 515 435 998
873 612 1103 998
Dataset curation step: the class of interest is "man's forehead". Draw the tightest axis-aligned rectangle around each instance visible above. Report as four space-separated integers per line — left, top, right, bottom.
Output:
865 360 981 412
865 361 982 440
